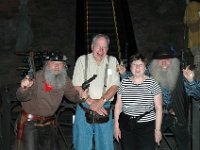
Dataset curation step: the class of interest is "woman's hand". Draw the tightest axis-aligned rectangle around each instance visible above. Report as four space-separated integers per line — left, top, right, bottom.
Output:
114 126 121 142
155 129 162 146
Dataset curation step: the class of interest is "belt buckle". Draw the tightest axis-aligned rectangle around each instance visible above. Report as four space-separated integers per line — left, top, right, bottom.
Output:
27 114 33 121
130 116 137 119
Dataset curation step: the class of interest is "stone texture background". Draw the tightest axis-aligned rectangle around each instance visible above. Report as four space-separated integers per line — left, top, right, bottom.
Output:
0 0 188 87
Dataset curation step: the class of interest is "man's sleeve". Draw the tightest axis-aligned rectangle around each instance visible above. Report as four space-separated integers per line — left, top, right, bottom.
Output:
184 80 200 100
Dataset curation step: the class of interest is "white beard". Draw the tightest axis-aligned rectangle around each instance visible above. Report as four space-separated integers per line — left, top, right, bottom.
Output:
44 64 67 90
149 58 180 91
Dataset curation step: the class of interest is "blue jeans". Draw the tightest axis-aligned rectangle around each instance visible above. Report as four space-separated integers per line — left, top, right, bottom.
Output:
73 102 114 150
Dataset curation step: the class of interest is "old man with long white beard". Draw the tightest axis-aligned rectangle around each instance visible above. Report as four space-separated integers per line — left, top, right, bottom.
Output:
118 48 200 150
16 51 88 150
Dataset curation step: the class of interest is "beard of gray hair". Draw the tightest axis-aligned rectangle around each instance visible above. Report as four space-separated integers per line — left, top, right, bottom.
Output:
44 64 67 90
149 58 180 91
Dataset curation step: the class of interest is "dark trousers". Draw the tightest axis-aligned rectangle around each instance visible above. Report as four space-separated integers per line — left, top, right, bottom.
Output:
119 113 156 150
16 121 60 150
162 114 189 150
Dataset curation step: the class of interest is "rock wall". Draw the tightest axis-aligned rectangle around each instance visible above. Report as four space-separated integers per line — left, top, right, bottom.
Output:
0 0 187 86
128 0 186 58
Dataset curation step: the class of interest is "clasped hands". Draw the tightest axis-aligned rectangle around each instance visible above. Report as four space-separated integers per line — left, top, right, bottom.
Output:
80 91 108 116
88 98 108 116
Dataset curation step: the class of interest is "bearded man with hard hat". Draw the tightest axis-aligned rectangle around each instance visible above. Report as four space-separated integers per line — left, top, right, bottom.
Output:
15 51 88 150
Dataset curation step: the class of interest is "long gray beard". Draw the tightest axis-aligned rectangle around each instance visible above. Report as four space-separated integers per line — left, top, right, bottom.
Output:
149 58 180 91
44 64 67 90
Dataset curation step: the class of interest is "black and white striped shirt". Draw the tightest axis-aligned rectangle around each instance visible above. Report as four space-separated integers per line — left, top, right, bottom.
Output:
118 77 162 122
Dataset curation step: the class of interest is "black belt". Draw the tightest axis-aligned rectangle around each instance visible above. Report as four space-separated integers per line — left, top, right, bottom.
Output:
122 108 154 122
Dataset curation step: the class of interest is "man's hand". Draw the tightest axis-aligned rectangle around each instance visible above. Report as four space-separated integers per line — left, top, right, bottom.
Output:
183 65 195 82
116 64 126 74
20 75 33 90
89 98 108 115
80 89 89 101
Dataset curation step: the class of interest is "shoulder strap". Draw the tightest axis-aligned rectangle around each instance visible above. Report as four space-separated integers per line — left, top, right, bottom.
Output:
103 56 110 94
84 55 110 95
84 55 88 80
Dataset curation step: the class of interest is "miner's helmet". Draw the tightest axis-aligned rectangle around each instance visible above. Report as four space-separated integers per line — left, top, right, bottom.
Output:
45 51 68 62
45 51 70 68
152 47 175 59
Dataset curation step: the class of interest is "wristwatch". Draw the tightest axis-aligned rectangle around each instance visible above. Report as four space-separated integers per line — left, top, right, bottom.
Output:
101 97 107 102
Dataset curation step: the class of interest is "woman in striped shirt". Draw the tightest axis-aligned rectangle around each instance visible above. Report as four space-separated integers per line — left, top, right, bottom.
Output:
114 53 162 150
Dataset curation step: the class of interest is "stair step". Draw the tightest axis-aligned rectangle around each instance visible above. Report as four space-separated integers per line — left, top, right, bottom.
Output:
87 5 112 10
88 20 115 25
88 21 115 26
88 28 116 33
88 16 114 20
88 11 113 16
86 33 117 38
88 28 115 32
88 0 112 6
88 16 113 20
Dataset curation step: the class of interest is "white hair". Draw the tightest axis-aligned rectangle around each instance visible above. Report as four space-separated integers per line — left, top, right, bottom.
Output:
92 34 110 45
149 58 180 91
44 64 67 90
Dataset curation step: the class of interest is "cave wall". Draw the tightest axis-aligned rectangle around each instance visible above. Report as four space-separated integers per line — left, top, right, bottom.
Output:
0 0 187 86
128 0 186 58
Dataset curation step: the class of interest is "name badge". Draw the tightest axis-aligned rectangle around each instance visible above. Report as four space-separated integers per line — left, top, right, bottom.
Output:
107 69 112 75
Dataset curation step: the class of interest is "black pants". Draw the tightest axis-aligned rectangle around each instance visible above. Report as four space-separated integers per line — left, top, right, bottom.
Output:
119 113 156 150
162 114 189 150
16 121 60 150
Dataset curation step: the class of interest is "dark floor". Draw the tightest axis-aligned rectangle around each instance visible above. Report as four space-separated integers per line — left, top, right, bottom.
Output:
1 101 178 150
48 110 178 150
55 101 178 150
52 106 178 150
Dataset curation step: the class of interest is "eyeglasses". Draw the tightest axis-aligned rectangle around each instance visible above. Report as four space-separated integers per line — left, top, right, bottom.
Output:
93 45 108 50
131 63 145 67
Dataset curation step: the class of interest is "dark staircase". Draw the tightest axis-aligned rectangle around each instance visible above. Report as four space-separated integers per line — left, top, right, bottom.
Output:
76 0 137 63
86 0 118 57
